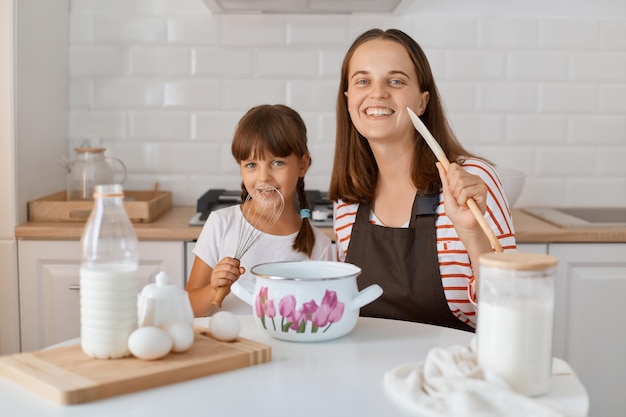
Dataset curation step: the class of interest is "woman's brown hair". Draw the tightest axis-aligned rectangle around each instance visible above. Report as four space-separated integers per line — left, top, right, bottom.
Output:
328 28 484 203
231 104 316 257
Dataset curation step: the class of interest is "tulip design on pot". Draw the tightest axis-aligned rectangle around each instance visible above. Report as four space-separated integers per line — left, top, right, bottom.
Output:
255 286 345 334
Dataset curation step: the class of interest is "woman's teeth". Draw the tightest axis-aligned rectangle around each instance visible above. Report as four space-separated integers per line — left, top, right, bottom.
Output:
366 108 393 116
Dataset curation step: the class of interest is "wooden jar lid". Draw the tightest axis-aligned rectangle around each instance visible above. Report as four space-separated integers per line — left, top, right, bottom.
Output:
74 147 106 153
479 252 559 271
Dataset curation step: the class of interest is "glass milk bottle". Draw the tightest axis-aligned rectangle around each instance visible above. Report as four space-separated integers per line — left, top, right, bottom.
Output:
80 184 139 359
476 252 559 396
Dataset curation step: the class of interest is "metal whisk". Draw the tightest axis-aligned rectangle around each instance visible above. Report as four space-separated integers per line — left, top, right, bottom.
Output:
212 187 285 307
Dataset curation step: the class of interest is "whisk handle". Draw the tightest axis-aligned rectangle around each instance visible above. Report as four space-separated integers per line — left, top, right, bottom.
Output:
212 287 229 308
211 258 241 308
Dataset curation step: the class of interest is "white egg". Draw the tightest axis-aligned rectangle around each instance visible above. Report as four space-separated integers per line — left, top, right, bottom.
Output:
128 326 172 360
163 321 195 353
210 311 241 342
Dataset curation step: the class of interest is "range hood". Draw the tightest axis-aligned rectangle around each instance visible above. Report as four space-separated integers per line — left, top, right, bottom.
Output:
202 0 414 14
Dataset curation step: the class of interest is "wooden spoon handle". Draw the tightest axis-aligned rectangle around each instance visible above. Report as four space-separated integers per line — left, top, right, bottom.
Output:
437 153 503 253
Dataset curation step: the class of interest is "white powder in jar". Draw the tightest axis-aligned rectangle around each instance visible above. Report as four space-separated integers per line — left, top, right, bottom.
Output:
476 300 554 396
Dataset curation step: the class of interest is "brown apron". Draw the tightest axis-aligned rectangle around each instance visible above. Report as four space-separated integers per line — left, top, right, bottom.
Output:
345 193 474 332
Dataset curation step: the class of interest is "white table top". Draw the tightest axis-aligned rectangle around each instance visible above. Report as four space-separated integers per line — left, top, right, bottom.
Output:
0 316 588 417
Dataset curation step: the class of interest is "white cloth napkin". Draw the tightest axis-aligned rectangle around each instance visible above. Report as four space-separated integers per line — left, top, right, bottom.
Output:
384 342 569 417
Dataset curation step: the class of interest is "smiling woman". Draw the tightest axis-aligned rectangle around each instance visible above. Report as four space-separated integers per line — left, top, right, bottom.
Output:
329 28 517 331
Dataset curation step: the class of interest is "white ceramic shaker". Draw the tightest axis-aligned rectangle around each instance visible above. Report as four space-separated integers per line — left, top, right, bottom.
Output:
80 184 139 359
476 252 559 396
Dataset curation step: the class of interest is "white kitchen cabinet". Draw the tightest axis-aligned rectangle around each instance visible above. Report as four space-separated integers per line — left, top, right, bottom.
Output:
17 240 185 352
548 243 626 417
516 243 548 254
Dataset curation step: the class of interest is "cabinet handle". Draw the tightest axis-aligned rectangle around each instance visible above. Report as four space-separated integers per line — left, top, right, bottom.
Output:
69 285 80 291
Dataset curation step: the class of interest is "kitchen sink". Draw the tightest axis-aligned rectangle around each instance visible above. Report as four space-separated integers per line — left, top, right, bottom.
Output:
523 207 626 228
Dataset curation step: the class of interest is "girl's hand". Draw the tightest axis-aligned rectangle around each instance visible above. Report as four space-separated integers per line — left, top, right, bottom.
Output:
436 162 488 232
210 257 245 293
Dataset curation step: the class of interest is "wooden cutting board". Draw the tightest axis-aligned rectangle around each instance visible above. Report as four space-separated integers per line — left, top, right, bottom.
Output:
0 328 271 405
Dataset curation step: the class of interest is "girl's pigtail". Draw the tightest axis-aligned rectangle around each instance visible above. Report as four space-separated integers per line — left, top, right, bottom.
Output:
293 177 315 257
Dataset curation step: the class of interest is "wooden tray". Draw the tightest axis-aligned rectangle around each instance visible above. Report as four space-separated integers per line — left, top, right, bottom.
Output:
28 190 172 223
0 329 271 405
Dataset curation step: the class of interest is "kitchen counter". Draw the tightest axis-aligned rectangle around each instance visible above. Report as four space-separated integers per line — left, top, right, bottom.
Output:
0 316 589 416
14 207 626 243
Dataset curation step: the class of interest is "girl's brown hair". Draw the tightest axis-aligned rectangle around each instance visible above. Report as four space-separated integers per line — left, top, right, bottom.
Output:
328 28 484 203
231 104 316 257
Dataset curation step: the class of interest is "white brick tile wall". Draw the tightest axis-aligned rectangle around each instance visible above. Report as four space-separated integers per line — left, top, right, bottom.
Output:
601 20 626 51
410 16 476 48
221 16 287 45
67 2 626 207
478 82 537 112
164 80 221 108
167 17 221 45
94 17 167 44
565 178 626 206
472 145 535 174
519 177 567 207
571 52 626 82
506 115 568 144
570 116 626 145
507 51 568 81
70 46 128 77
193 47 254 77
599 84 626 113
597 148 626 176
193 111 240 141
130 46 191 76
448 113 505 144
478 19 539 49
130 110 190 140
539 84 598 113
69 79 93 108
220 79 286 109
289 79 337 111
254 47 319 77
319 47 345 78
539 19 600 49
438 81 476 111
94 79 164 108
287 16 350 45
537 147 596 177
444 50 506 80
69 13 93 43
70 110 127 139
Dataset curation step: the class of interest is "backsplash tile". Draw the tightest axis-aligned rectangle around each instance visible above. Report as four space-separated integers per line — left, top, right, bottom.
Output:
477 19 539 48
539 19 601 49
68 1 626 207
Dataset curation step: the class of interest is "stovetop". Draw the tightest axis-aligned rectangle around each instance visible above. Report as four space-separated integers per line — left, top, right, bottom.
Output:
188 189 333 228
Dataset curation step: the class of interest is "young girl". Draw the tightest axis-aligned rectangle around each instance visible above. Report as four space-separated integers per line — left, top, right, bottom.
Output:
329 29 517 331
186 104 335 317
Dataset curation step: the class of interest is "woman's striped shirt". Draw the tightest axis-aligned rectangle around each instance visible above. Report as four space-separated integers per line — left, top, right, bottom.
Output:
332 158 517 328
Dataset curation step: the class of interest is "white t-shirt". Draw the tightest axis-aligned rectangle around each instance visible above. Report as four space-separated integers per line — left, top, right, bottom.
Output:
192 204 335 314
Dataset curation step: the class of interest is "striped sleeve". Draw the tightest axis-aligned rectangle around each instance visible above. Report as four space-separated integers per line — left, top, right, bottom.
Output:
333 200 359 262
437 158 517 327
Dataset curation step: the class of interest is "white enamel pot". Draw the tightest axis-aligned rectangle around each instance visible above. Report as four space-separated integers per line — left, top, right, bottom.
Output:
231 260 383 342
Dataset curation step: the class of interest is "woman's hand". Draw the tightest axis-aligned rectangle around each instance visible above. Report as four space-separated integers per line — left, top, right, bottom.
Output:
436 162 488 232
210 257 246 294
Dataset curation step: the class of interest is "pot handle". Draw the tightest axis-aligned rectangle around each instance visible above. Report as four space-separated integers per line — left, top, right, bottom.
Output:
351 284 383 311
230 281 253 306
